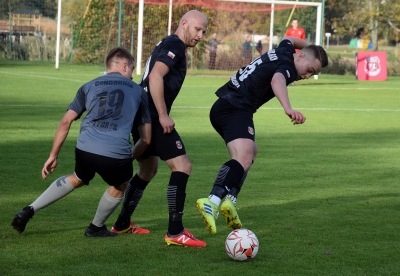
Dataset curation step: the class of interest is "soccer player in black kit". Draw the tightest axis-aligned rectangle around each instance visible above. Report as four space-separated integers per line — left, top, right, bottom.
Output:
110 10 208 247
197 36 329 234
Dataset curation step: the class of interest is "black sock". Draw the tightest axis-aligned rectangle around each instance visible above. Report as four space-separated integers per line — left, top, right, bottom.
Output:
210 159 244 198
167 172 188 235
114 174 149 230
227 171 248 203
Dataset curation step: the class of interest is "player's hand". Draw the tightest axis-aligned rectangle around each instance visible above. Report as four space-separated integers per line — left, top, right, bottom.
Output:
42 156 58 179
285 109 306 125
159 115 175 134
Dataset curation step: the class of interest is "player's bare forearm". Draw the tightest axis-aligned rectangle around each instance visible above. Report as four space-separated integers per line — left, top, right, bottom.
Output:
49 110 77 158
271 73 292 112
283 36 309 50
149 75 168 117
42 110 76 179
132 123 152 160
149 62 170 118
148 64 176 133
271 73 306 125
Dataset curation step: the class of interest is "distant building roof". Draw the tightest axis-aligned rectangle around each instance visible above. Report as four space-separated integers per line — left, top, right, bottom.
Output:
12 9 41 15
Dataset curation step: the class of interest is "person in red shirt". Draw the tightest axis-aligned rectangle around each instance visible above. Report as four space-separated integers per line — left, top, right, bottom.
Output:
285 19 306 53
285 18 306 39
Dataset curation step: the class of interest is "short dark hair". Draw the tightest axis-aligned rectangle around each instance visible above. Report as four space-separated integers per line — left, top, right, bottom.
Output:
303 45 329 68
105 47 135 69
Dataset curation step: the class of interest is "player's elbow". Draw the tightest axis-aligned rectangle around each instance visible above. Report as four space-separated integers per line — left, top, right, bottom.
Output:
271 73 285 85
148 71 163 84
142 135 151 147
59 116 74 129
140 123 152 146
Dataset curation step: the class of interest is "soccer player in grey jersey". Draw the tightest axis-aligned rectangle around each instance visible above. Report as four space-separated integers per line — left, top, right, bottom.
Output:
110 10 208 247
197 37 329 234
11 47 152 237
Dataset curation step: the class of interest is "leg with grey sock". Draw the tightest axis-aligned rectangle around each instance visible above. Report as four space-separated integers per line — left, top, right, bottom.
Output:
30 176 75 212
91 188 123 227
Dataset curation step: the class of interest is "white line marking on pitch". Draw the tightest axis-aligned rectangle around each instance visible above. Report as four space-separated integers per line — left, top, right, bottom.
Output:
171 106 400 112
0 105 399 112
0 71 88 83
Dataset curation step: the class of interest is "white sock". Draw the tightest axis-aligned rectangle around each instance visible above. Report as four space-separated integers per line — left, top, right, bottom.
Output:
226 194 237 204
208 195 221 207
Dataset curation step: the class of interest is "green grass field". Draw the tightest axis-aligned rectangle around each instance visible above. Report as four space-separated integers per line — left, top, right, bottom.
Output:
1 62 400 275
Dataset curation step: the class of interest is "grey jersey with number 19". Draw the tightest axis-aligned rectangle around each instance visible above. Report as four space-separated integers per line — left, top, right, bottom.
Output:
68 72 151 159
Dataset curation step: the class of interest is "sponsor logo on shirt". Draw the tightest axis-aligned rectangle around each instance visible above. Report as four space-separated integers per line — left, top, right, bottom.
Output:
176 140 183 149
167 51 175 59
248 126 254 135
267 49 278 61
231 74 240 88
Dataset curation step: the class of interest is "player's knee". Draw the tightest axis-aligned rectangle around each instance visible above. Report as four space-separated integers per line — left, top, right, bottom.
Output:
240 158 253 171
254 143 259 157
167 155 192 174
138 167 157 181
67 174 84 188
179 161 192 175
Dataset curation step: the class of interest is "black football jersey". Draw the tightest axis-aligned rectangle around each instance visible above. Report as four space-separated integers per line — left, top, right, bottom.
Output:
216 39 298 113
139 34 186 118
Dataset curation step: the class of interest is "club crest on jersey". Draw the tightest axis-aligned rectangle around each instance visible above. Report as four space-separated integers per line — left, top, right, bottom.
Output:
176 140 183 149
248 126 254 135
167 51 175 59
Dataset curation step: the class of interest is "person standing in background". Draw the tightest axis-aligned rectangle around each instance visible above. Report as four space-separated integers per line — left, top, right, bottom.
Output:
242 34 252 66
285 19 306 53
209 32 223 70
256 40 263 55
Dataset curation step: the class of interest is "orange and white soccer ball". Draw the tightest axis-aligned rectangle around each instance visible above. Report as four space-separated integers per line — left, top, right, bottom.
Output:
225 228 259 261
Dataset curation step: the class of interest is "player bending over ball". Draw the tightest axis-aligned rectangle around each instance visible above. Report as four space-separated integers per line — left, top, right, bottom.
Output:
196 36 328 234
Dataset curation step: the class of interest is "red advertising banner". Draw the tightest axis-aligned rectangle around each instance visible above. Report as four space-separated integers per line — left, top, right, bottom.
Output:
356 52 387 81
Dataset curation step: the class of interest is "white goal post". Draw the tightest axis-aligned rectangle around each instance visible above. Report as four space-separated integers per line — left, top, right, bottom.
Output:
135 0 322 75
218 0 323 81
219 0 322 48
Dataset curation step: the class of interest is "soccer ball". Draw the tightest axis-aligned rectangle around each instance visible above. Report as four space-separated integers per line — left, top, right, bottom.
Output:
225 228 259 261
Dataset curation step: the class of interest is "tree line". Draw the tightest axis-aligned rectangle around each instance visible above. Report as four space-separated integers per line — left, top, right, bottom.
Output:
1 0 399 56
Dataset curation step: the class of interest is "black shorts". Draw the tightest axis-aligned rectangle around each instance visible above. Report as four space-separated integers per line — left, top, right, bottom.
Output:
75 148 133 187
209 98 255 144
133 120 186 161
